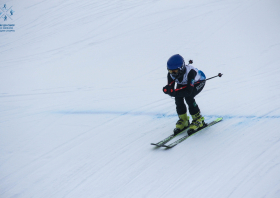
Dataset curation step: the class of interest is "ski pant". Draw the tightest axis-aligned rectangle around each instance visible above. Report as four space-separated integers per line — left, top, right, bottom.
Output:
175 81 205 116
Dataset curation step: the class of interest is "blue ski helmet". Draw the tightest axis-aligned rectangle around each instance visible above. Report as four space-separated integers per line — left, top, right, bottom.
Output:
167 54 186 79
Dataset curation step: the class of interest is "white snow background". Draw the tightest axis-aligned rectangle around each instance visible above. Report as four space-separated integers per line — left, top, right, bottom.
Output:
1 0 280 197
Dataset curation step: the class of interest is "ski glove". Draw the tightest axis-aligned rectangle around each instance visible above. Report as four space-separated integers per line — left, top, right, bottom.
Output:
163 85 174 95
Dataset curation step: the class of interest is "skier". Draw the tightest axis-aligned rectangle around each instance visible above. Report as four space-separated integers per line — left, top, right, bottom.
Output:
163 54 206 134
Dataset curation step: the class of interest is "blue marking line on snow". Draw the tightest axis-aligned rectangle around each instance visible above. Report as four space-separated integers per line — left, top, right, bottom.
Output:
205 115 280 119
56 110 177 118
55 110 280 119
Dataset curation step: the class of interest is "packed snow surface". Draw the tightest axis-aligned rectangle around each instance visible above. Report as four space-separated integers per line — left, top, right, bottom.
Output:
1 0 280 197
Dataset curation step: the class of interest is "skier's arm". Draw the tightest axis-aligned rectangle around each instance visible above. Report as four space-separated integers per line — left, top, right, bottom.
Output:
186 69 197 95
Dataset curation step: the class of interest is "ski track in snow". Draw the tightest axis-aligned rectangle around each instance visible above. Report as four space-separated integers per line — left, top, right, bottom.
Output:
1 0 280 197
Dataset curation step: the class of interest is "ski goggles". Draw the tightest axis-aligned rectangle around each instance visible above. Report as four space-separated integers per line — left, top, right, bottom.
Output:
168 69 179 74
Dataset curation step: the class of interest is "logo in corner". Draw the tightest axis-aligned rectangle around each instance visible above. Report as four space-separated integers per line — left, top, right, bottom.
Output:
0 4 15 21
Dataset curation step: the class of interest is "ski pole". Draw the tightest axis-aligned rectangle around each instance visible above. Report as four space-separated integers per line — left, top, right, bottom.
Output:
174 73 223 92
189 60 223 81
188 60 223 81
205 73 223 81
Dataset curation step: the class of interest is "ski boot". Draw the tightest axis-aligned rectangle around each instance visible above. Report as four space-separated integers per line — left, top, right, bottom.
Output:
188 112 207 135
173 113 190 135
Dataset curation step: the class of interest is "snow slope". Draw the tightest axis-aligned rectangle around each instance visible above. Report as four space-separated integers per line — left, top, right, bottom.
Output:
1 0 280 197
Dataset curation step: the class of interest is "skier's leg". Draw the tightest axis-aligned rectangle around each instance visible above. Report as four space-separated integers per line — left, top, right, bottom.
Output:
185 80 206 115
185 97 200 115
175 96 186 115
185 81 206 131
174 97 190 131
